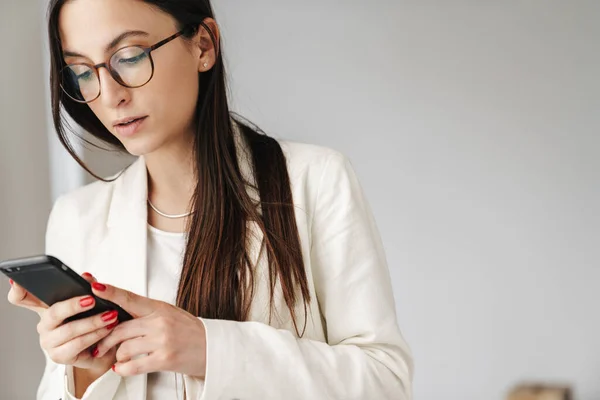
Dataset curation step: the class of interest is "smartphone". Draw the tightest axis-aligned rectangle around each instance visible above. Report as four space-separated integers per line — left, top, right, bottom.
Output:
0 255 132 323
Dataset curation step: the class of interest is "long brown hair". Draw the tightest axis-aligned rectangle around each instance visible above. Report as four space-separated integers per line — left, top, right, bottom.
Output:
47 0 310 335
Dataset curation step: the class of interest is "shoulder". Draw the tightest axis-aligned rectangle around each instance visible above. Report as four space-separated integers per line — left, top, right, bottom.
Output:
278 139 344 163
51 172 118 224
44 178 113 267
275 140 362 226
277 139 351 183
45 163 134 264
47 158 138 236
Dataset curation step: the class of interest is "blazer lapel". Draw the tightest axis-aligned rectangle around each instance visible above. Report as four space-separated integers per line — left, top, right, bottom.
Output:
89 156 149 400
104 155 149 298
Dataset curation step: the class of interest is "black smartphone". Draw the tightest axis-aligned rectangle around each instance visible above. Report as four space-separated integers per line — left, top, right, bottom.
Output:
0 255 132 323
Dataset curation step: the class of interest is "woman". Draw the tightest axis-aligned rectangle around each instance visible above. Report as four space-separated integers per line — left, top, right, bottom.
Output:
7 0 413 399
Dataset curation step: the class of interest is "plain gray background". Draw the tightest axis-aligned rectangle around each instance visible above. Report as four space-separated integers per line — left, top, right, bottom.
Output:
1 1 598 399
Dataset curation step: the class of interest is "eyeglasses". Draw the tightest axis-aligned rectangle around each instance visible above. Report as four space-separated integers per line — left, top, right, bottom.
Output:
60 28 189 103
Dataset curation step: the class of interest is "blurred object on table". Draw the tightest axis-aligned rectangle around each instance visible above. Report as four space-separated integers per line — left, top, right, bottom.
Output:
507 383 572 400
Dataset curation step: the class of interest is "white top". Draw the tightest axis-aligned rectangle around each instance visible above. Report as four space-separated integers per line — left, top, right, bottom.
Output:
145 224 189 400
145 224 186 305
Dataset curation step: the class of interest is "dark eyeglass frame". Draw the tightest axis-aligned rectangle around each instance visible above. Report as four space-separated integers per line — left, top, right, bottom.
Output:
60 27 190 103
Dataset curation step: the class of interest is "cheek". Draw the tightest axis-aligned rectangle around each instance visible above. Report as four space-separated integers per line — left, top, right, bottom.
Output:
144 58 200 132
87 102 111 129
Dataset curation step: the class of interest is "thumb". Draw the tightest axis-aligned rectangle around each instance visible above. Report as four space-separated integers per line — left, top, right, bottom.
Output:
91 282 155 318
7 280 48 314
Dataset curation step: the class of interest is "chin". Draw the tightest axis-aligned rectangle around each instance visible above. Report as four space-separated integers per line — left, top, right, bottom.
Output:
119 136 161 157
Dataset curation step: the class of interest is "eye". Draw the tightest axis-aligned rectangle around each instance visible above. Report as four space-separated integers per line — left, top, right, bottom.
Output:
77 70 94 81
116 52 148 66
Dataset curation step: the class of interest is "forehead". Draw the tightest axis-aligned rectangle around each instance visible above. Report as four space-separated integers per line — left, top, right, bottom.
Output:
59 0 176 58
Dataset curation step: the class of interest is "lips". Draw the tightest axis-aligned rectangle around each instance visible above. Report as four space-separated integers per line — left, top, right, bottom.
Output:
117 118 141 126
114 116 146 127
113 116 148 137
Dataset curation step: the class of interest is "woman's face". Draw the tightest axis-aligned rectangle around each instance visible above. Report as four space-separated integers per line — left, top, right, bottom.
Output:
59 0 209 156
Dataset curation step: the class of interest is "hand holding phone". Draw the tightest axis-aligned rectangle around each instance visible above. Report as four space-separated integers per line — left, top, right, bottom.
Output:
1 255 132 323
10 276 119 373
2 256 129 374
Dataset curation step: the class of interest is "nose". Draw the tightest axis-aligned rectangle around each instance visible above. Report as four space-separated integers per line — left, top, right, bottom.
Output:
97 66 131 108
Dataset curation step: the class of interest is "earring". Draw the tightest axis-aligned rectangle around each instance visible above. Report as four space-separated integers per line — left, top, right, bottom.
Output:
203 62 208 68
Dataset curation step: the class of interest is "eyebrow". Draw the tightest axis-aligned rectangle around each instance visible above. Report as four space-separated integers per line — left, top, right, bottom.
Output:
63 30 150 58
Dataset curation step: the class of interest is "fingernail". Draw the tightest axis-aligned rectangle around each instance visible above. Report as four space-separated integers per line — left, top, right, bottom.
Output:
106 320 119 330
101 310 118 322
80 296 95 308
91 347 99 357
112 364 116 372
82 272 93 278
9 279 14 286
92 282 106 291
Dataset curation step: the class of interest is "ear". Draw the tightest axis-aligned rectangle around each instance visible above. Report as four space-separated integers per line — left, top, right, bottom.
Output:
194 18 220 72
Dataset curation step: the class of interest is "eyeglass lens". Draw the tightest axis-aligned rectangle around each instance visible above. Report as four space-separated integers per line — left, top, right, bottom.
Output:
61 46 152 103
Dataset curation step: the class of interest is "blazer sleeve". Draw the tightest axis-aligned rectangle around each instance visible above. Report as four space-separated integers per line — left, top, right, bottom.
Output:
38 195 122 400
196 152 414 400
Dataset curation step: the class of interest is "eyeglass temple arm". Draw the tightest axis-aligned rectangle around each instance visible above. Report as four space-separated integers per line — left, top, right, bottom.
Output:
149 27 192 52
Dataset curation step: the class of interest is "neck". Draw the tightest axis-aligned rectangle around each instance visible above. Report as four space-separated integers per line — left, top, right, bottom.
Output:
144 139 196 217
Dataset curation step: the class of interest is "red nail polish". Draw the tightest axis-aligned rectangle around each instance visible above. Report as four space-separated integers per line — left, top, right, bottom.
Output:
9 279 14 286
91 347 99 357
101 310 118 322
92 282 106 291
106 320 119 330
112 365 116 372
79 296 94 308
82 272 93 278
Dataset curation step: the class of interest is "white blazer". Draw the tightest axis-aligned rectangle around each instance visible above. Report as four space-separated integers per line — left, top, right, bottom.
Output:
39 124 413 400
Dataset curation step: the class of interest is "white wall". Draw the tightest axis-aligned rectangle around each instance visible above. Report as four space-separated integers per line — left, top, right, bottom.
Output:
0 1 52 398
213 1 600 399
0 1 86 398
39 0 87 201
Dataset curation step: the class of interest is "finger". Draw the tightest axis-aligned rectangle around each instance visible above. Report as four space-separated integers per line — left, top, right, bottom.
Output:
39 295 98 332
113 353 157 377
115 337 153 364
81 272 97 284
49 323 116 365
95 318 147 358
42 309 119 349
7 281 48 313
91 283 155 318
